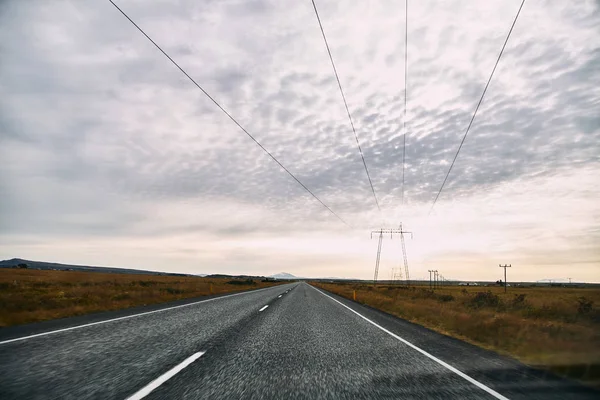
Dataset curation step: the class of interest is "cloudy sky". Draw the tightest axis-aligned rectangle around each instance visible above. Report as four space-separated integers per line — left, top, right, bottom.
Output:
1 0 599 282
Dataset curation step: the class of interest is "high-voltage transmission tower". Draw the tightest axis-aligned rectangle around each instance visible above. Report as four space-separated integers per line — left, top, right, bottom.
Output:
399 223 412 286
371 229 386 285
371 225 412 286
391 266 403 282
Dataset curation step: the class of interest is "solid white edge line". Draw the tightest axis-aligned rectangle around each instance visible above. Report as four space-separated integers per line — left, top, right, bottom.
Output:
0 285 287 345
310 285 509 400
259 305 269 312
126 351 205 400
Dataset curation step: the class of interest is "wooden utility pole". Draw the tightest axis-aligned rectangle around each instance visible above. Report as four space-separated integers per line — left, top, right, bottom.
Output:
428 270 434 290
499 264 511 293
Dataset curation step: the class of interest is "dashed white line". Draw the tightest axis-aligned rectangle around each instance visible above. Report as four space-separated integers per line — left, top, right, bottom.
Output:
310 285 509 400
259 305 269 312
0 285 286 345
126 351 205 400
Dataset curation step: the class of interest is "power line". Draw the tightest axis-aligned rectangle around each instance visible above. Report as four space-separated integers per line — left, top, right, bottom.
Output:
429 0 526 215
401 0 408 210
310 0 381 214
108 0 350 228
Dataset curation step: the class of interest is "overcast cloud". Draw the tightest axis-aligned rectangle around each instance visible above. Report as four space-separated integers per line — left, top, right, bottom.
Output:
1 0 599 282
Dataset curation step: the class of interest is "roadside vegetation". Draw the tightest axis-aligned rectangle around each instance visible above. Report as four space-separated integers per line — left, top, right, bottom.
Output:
0 269 282 327
312 282 600 387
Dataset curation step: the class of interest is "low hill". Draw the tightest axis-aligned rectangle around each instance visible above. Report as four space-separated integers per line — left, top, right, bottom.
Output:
0 258 187 276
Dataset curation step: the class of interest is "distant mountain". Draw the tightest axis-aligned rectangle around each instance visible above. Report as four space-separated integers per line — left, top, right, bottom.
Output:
0 258 190 276
270 272 298 280
204 274 265 279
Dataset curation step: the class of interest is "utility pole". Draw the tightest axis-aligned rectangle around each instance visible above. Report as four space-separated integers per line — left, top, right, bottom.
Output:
371 227 412 286
428 270 433 290
499 264 511 293
568 277 572 285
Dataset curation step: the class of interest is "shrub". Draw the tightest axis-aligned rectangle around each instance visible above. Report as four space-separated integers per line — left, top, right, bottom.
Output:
412 289 437 300
438 294 454 303
511 293 528 308
162 287 185 295
32 282 53 288
468 291 502 309
136 280 156 287
577 297 593 314
227 279 255 286
112 293 132 301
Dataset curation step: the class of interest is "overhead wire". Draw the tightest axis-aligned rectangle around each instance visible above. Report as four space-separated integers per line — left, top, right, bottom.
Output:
401 0 408 211
310 0 382 215
108 0 351 228
429 0 526 215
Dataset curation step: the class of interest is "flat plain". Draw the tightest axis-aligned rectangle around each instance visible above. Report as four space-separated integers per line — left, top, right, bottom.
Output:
0 268 281 327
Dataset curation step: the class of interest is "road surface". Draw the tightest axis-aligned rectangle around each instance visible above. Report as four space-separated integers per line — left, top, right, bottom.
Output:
0 282 596 399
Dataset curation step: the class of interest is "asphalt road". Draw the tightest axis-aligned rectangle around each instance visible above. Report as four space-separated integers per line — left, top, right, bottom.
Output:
0 282 597 399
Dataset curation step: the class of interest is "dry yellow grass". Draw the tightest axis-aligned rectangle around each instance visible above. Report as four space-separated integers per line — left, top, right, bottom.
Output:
0 269 283 327
313 282 600 387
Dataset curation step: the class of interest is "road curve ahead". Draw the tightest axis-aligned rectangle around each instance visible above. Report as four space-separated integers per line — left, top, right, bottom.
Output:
0 282 597 399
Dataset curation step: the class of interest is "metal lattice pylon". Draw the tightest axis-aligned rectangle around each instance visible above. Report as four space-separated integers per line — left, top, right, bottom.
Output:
400 224 410 286
371 227 412 286
373 230 383 284
392 266 403 282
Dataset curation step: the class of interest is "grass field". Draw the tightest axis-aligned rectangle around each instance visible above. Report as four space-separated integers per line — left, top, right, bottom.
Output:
0 269 283 327
312 282 600 387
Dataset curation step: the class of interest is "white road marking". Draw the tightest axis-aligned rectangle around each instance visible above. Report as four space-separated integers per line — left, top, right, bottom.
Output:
0 285 285 345
311 285 509 400
259 305 269 312
126 351 205 400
